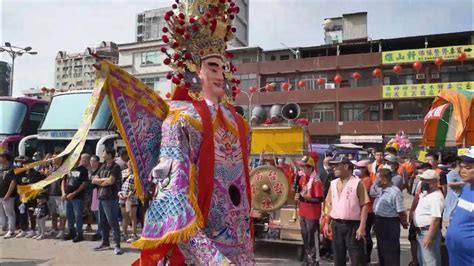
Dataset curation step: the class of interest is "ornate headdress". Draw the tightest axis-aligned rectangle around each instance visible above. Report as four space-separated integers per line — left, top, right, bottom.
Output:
162 0 240 102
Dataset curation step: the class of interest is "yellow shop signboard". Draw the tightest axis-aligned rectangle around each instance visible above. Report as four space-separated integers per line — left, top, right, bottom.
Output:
383 81 474 99
382 45 474 65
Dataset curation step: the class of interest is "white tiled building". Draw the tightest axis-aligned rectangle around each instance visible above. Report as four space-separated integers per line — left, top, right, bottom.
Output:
54 41 119 91
118 40 172 96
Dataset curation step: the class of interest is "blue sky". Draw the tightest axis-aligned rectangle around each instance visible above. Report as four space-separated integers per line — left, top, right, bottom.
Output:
1 0 473 95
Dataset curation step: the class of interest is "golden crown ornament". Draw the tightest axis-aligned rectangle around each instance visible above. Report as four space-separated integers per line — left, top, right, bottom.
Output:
161 0 241 102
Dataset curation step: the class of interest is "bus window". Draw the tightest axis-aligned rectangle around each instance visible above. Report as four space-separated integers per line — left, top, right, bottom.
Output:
25 103 47 135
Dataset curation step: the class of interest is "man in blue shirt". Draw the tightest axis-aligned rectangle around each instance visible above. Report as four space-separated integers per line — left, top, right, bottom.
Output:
446 147 474 266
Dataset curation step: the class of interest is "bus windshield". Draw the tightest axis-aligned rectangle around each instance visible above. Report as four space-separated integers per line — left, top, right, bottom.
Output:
40 92 111 130
0 100 27 134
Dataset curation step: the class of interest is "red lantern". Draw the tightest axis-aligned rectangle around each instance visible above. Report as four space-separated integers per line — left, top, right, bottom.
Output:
413 61 423 72
372 68 382 78
393 64 402 75
248 86 257 94
434 57 444 66
351 72 361 81
41 87 47 92
265 83 273 92
165 92 171 99
457 52 467 62
316 78 325 86
334 74 343 84
282 82 290 91
297 80 306 89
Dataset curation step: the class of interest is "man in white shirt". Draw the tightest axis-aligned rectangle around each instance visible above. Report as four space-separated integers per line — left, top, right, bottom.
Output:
413 169 445 266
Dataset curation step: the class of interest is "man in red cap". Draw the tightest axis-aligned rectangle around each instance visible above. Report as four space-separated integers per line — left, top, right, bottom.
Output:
295 155 324 265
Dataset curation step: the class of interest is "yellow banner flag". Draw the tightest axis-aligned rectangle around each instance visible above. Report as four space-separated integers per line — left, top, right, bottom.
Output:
17 77 106 202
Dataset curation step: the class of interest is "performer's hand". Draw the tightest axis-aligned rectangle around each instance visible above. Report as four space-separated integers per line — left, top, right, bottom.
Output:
66 193 74 200
294 194 299 201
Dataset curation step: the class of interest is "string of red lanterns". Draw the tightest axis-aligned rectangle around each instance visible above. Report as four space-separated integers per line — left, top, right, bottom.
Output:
239 54 469 94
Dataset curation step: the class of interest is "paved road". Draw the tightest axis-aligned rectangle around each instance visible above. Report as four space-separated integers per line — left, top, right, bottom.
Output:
0 235 414 266
1 193 417 265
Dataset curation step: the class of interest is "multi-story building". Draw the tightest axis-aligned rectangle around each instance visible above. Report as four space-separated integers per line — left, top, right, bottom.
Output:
118 40 172 96
136 8 168 43
54 41 119 91
233 30 474 148
0 61 11 96
135 1 249 47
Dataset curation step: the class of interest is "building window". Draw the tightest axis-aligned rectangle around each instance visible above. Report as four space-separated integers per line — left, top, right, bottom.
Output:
235 74 257 91
341 103 366 121
369 105 380 121
141 77 160 91
280 55 290 60
383 69 414 85
398 101 424 120
299 105 310 120
241 57 258 63
264 76 287 92
141 51 160 65
300 73 317 90
349 69 378 87
313 104 335 122
440 64 474 83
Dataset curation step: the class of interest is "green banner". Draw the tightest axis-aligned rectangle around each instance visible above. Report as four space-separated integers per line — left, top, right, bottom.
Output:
382 45 474 65
383 81 474 99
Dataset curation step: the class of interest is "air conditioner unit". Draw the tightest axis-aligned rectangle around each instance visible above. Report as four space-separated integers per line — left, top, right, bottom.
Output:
325 83 335 89
416 73 426 80
431 73 440 79
312 118 321 123
370 105 379 111
383 102 394 110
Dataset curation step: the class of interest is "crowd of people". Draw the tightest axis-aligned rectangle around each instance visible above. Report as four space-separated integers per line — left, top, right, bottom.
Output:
288 146 474 266
0 147 142 256
1 144 473 265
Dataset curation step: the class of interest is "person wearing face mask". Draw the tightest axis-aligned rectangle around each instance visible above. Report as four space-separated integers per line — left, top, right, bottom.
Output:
373 169 408 266
413 169 445 266
355 160 375 264
382 154 404 190
370 154 404 205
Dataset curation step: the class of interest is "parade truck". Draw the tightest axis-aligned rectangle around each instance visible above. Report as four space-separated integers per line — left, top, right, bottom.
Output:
249 125 308 260
18 89 124 158
0 96 48 157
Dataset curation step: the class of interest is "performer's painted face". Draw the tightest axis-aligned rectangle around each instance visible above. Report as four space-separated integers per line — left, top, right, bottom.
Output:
199 57 225 98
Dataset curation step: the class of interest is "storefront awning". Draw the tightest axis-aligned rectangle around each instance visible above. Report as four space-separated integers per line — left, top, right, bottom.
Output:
340 135 384 144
